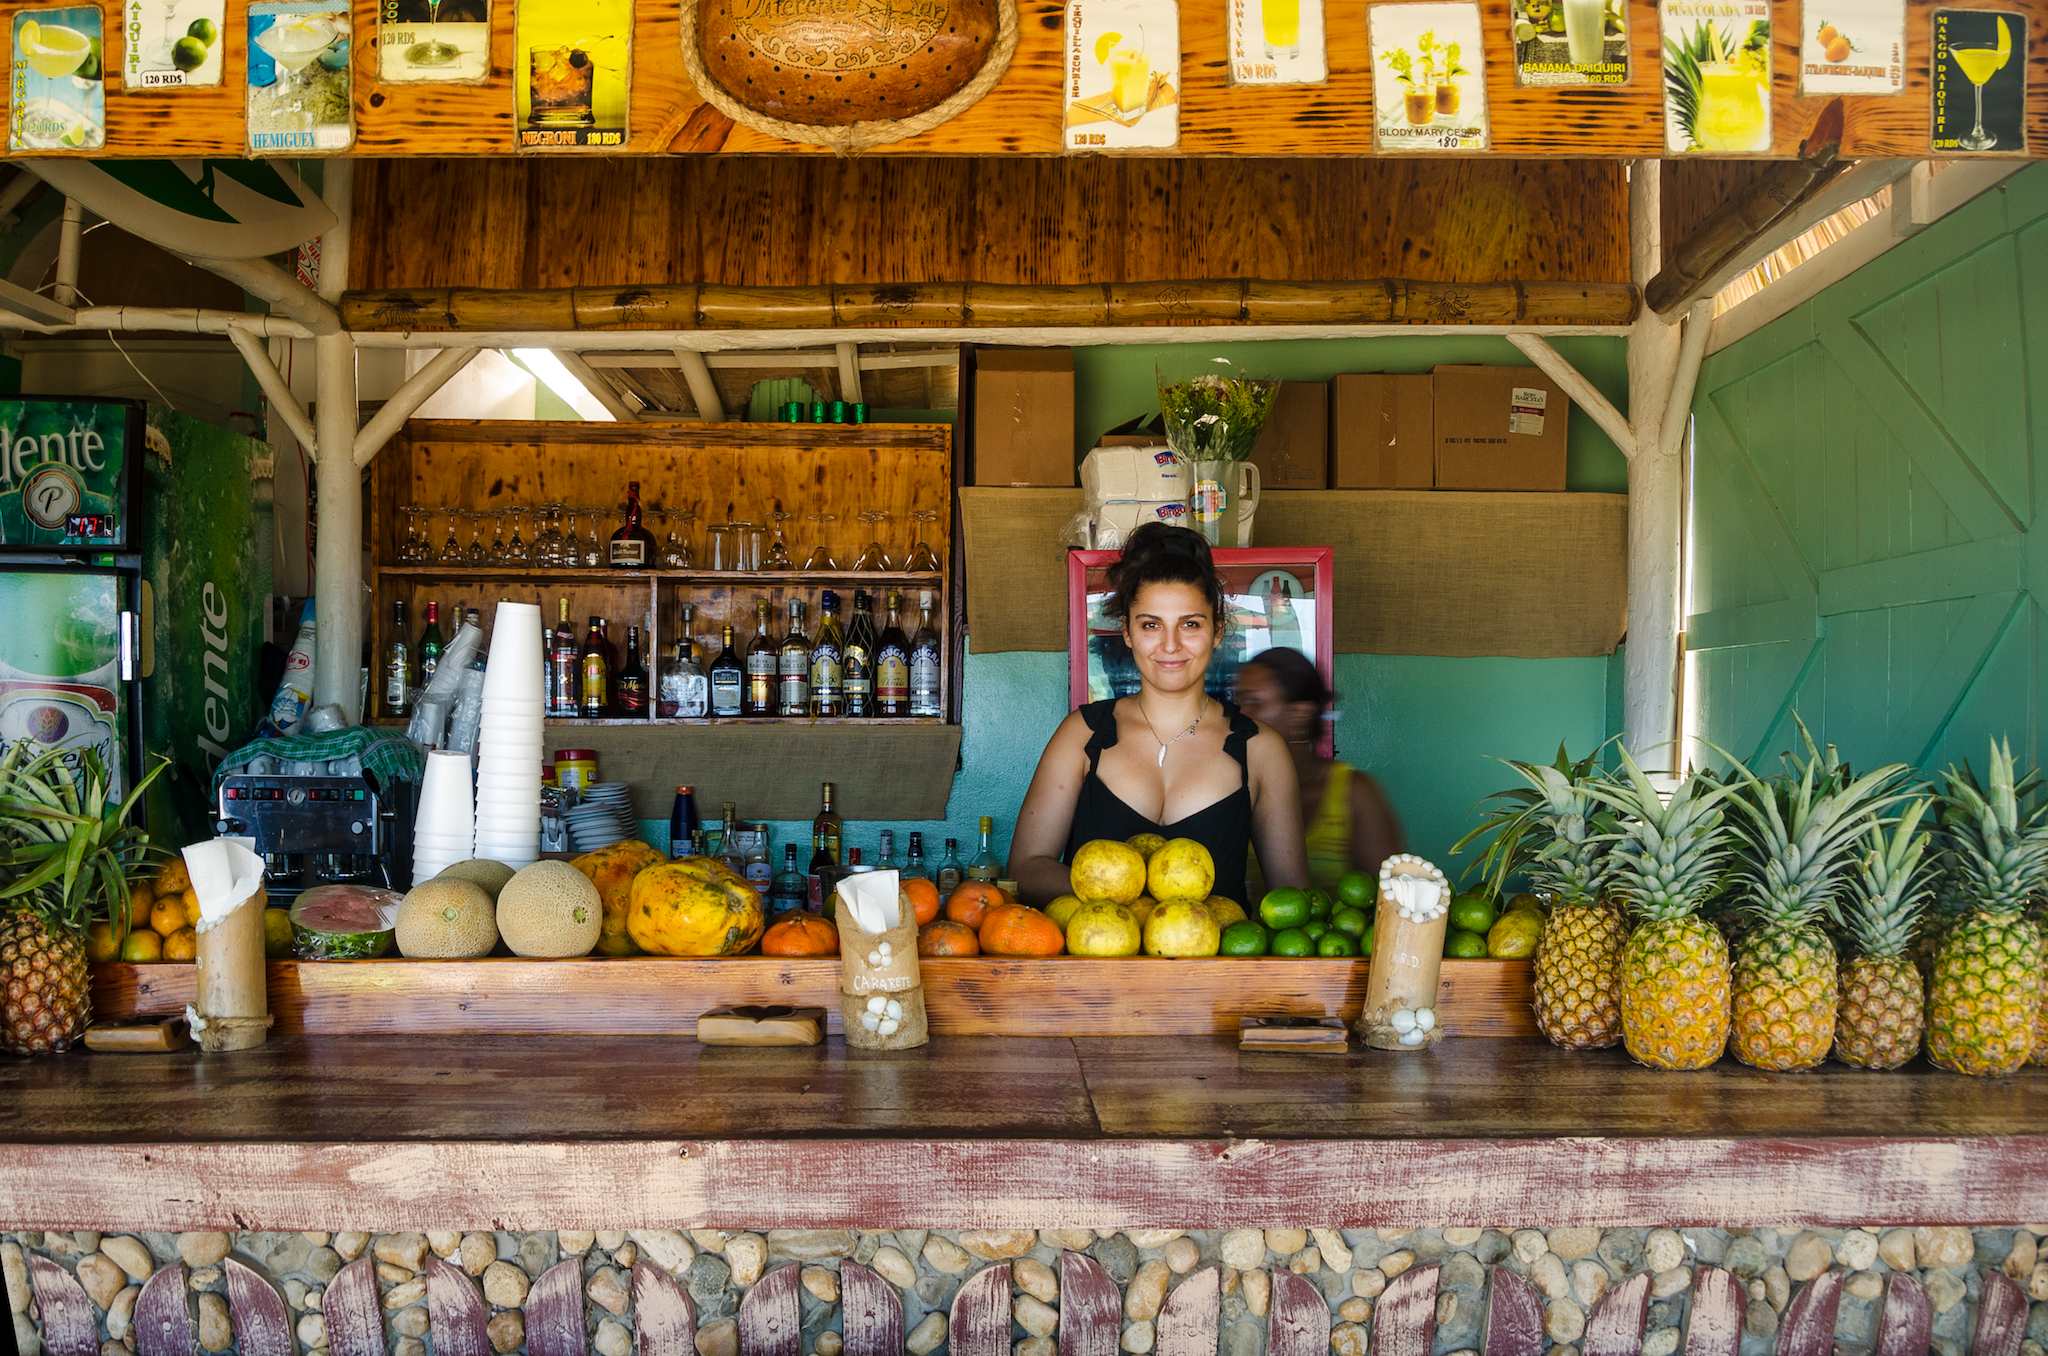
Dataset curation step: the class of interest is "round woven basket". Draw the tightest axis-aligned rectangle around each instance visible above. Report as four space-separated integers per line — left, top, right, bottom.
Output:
680 0 1019 152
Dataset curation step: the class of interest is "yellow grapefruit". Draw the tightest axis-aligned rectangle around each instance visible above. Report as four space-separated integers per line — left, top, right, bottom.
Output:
1143 899 1221 958
1066 901 1141 957
1147 838 1215 904
1044 894 1085 929
1204 896 1247 928
1126 833 1168 860
1069 839 1147 905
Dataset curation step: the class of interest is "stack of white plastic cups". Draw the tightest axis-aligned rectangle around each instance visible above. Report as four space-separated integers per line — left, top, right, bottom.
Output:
471 601 544 868
410 748 475 883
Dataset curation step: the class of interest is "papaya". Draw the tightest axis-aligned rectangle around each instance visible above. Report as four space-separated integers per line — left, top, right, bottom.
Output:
627 857 764 957
572 838 665 956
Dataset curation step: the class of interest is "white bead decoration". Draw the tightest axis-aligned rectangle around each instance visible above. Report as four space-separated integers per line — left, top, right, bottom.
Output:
1390 1008 1418 1034
878 1018 900 1036
1415 1007 1437 1032
859 1011 882 1031
866 995 887 1013
1398 1028 1426 1047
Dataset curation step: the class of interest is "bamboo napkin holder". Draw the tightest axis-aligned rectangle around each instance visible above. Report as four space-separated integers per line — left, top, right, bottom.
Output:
1356 854 1451 1051
184 838 275 1054
834 874 929 1050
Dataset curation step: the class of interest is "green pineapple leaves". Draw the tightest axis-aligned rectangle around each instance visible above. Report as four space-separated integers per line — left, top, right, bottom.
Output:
1584 745 1737 924
1936 737 2048 918
1839 797 1937 960
0 743 168 938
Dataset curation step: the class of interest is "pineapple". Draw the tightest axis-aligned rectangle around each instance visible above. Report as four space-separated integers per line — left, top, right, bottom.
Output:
1835 799 1936 1070
1725 727 1906 1071
1453 745 1624 1050
1927 739 2048 1076
1590 748 1737 1071
0 743 166 1056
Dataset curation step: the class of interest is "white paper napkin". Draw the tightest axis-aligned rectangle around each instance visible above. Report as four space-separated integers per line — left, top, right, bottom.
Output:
836 869 903 932
182 836 266 933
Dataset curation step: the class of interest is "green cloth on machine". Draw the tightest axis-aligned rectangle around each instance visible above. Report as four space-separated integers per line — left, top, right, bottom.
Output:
212 726 426 793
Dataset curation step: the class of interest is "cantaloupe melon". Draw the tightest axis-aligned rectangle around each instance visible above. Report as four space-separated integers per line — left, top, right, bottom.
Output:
396 878 498 959
497 860 603 958
434 858 516 901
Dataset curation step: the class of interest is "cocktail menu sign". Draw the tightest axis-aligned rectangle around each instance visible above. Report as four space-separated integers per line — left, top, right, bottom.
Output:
379 0 489 82
1798 0 1904 94
10 6 105 151
1228 0 1326 84
515 0 630 147
246 1 352 153
1510 0 1627 85
1661 0 1771 153
125 0 227 85
1063 0 1181 149
1932 8 2025 152
1370 2 1488 150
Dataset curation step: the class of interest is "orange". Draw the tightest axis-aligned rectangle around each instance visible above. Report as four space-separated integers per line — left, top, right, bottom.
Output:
126 878 154 923
181 888 203 927
153 859 191 898
903 877 942 927
760 912 838 958
162 926 198 962
979 903 1065 958
148 897 187 938
918 919 980 957
945 880 1008 930
85 921 120 963
119 930 163 963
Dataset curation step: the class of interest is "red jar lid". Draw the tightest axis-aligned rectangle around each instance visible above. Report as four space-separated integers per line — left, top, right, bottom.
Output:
554 749 598 762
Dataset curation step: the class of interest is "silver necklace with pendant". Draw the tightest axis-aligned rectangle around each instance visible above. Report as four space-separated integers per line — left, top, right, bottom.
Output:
1139 698 1206 768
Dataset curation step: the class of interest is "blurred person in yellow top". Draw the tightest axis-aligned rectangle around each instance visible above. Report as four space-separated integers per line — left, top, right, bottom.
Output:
1235 648 1402 894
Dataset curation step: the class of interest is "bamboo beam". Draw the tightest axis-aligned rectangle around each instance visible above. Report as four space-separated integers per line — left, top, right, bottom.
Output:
309 163 360 713
353 346 481 466
53 198 83 308
1624 159 1685 771
835 342 862 405
1657 301 1714 459
341 279 1641 334
190 254 343 336
675 349 725 421
227 329 316 452
0 278 75 327
1506 333 1634 460
0 306 310 337
555 350 640 421
1643 101 1853 316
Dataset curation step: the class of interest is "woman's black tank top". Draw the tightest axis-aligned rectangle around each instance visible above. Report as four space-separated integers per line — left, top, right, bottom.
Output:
1061 698 1258 906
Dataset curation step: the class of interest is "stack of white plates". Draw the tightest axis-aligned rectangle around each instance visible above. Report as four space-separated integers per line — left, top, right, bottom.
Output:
412 748 475 883
473 601 543 868
566 782 636 853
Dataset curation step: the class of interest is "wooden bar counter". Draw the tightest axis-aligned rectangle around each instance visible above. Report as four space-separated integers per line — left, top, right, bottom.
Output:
3 1036 2043 1231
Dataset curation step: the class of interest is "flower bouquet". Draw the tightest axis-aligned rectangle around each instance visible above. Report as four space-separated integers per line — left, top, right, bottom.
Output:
1157 363 1279 545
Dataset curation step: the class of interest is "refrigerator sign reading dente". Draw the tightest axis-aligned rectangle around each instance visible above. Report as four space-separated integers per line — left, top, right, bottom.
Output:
0 400 129 548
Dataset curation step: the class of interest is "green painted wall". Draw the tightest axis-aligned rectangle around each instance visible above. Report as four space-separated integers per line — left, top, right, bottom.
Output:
1688 165 2048 776
650 337 1629 883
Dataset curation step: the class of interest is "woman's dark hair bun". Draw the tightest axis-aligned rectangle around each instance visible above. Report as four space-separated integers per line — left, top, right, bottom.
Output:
1106 522 1225 627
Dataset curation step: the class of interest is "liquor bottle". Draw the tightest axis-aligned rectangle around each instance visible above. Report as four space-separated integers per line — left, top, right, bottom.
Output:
874 829 899 874
807 829 835 912
904 831 929 881
844 589 876 718
934 837 965 896
417 601 444 690
617 624 649 716
579 615 611 717
709 625 744 718
810 590 844 717
777 599 811 717
718 802 749 879
668 786 700 860
384 599 410 716
608 480 655 568
744 599 777 717
813 781 843 864
844 847 871 874
910 589 942 718
966 815 1001 883
1268 576 1303 652
550 598 579 718
770 844 806 917
874 590 910 717
744 830 772 902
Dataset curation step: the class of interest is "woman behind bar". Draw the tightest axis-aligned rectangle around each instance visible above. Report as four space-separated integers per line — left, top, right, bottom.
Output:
1234 647 1403 893
1010 523 1309 907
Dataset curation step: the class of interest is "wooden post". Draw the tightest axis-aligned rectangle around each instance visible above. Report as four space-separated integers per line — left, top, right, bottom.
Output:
1624 160 1683 770
311 163 362 713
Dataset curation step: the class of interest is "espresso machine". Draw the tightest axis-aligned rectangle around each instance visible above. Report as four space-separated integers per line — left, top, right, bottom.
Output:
215 769 416 902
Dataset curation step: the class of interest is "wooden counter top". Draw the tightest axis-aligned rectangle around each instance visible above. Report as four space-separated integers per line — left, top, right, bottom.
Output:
1 1036 2042 1230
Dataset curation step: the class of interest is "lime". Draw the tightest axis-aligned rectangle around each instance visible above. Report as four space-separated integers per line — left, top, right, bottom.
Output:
1445 928 1489 959
1219 920 1269 956
262 907 295 958
1270 927 1314 957
1506 892 1543 915
1259 887 1310 930
1330 905 1368 939
79 36 102 80
1449 893 1499 935
1359 923 1374 956
1316 932 1359 958
1306 888 1333 921
1336 870 1373 908
1487 909 1542 960
1303 921 1328 943
171 35 207 69
187 16 218 43
1513 18 1537 40
1548 11 1565 30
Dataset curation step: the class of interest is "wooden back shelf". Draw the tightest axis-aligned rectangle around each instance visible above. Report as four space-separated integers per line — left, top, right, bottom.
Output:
91 957 1536 1039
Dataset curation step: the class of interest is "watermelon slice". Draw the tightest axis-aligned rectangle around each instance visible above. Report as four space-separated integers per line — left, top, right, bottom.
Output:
290 884 401 959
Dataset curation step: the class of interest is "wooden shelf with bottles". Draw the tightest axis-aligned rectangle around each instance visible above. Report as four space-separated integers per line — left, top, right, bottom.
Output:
368 420 955 726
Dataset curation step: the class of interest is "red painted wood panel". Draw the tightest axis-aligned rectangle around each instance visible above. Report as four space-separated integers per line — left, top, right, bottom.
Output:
1480 1268 1543 1356
134 1265 195 1356
1972 1271 2027 1356
1583 1271 1649 1356
1680 1267 1743 1356
225 1259 293 1356
1268 1272 1332 1356
737 1264 801 1356
1155 1268 1219 1356
425 1259 491 1356
1371 1265 1439 1356
525 1260 586 1356
633 1264 698 1356
1774 1272 1841 1356
1872 1272 1929 1356
27 1256 97 1356
838 1262 903 1356
1058 1253 1121 1356
321 1259 384 1356
949 1264 1012 1356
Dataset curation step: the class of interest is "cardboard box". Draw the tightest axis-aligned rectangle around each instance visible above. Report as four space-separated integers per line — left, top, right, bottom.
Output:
1249 381 1330 489
973 348 1076 486
1330 374 1433 489
1431 365 1570 491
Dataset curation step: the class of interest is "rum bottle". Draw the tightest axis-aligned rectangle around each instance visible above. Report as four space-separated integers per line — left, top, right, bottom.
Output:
384 599 411 716
608 480 655 569
770 844 806 917
778 599 811 717
813 781 843 864
709 625 744 717
874 590 910 717
904 831 929 881
910 589 941 718
810 590 844 717
549 598 579 717
843 589 876 717
875 829 899 874
417 601 444 689
579 615 610 716
617 624 648 716
744 598 777 717
935 837 964 895
966 815 1001 883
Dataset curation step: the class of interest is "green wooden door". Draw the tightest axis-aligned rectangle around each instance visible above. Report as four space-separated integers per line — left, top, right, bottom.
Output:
1688 166 2048 774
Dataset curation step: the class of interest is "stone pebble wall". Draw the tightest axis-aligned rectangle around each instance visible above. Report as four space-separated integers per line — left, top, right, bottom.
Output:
8 1226 2048 1356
